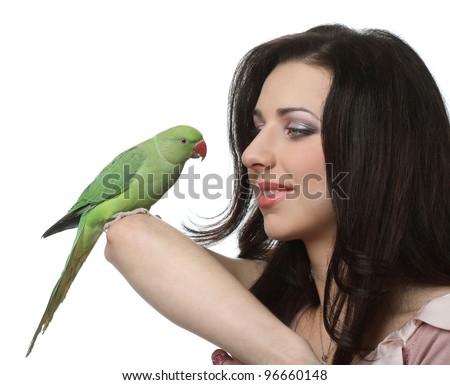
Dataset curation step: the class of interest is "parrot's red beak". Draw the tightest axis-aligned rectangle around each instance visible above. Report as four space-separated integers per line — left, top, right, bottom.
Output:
192 139 207 161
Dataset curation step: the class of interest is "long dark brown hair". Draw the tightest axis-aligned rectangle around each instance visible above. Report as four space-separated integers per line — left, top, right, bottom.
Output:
189 24 450 364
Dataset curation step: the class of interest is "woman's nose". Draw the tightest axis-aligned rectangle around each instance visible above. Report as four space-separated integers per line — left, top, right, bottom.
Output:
241 126 276 172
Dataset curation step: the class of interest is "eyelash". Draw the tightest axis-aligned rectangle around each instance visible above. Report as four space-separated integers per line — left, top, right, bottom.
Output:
249 123 317 138
286 124 317 137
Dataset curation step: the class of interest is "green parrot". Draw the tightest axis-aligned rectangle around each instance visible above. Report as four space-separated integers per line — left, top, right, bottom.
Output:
26 125 207 357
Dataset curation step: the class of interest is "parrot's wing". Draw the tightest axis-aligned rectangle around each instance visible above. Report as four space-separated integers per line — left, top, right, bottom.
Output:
71 146 146 212
42 146 146 237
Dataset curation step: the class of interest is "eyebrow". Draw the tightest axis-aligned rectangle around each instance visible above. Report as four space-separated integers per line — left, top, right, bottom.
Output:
253 107 321 121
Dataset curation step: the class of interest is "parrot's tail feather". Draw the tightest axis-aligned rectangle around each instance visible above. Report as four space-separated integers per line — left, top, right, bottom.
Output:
42 217 79 238
42 205 92 238
27 222 102 357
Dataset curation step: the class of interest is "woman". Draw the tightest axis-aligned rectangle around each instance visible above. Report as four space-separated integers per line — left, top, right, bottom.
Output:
104 24 450 364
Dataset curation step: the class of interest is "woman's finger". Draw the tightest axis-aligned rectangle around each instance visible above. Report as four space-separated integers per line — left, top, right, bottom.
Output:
211 349 236 365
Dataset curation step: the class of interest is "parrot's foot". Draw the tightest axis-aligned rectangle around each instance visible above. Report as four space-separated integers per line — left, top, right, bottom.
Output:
103 208 150 231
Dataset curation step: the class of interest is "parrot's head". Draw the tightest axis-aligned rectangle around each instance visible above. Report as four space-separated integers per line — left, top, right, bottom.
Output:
156 125 207 165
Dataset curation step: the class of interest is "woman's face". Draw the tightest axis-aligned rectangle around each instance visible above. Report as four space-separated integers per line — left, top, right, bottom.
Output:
242 61 336 242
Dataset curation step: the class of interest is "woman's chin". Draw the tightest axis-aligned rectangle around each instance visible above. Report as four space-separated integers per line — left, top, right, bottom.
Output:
263 225 298 242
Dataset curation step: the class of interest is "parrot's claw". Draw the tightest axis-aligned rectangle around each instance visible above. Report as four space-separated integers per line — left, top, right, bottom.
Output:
103 208 150 231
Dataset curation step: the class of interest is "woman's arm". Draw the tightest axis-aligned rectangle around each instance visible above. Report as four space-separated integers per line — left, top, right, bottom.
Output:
104 213 319 365
207 248 266 289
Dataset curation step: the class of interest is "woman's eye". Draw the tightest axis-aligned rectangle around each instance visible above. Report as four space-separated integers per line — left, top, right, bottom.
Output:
286 124 317 138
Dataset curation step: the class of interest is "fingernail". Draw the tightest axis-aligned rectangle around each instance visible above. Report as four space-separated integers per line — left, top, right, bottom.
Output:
212 352 229 365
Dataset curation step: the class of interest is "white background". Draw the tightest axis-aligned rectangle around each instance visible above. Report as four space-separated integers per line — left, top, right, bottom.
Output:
1 1 449 383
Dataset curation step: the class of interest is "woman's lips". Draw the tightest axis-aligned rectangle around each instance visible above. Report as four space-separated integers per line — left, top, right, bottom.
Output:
256 181 294 209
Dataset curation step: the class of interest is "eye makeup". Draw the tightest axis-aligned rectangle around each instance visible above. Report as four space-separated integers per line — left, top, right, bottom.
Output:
251 106 321 138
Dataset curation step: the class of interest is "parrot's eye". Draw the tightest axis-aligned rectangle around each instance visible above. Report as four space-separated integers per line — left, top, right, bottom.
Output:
181 138 188 144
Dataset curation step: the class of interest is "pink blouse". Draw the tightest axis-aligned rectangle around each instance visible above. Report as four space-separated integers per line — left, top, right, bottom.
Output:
360 292 450 364
292 292 450 364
